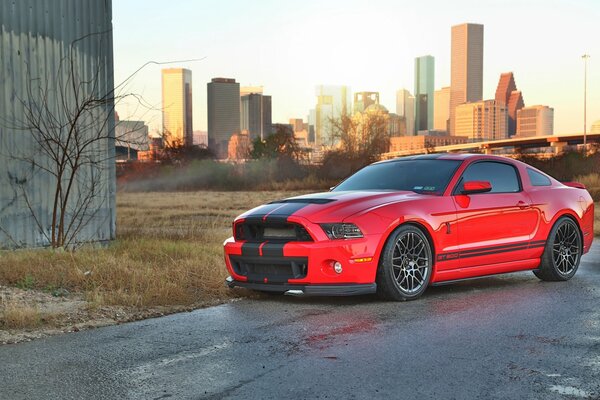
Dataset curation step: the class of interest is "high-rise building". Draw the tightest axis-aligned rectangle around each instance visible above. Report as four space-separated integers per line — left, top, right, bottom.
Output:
455 100 508 141
207 77 240 158
433 87 451 132
353 92 379 114
162 68 193 147
315 85 351 147
240 93 272 141
495 72 524 137
396 89 415 136
516 105 554 137
449 23 484 135
414 55 435 132
591 120 600 134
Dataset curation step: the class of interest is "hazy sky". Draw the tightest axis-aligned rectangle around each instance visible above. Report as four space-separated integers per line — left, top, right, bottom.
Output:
113 0 599 134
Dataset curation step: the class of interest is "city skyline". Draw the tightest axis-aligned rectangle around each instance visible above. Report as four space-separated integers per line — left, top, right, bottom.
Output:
113 0 599 135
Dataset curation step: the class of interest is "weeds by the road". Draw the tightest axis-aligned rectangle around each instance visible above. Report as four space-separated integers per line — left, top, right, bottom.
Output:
0 191 305 318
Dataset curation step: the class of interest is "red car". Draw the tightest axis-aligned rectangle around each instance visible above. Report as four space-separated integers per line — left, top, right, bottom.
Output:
224 154 594 301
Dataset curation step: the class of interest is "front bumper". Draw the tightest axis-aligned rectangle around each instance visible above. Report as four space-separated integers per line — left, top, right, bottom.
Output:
226 276 377 296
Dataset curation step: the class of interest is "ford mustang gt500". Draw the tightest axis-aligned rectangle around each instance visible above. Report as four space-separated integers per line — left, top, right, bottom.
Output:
223 154 594 301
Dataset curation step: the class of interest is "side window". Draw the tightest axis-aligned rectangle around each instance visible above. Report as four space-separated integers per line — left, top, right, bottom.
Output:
527 168 552 186
457 161 520 194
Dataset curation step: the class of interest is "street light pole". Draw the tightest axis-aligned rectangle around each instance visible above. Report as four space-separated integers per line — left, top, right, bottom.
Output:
582 54 590 153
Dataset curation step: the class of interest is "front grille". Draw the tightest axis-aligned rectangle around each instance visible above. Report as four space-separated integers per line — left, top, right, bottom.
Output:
235 221 313 242
229 256 308 283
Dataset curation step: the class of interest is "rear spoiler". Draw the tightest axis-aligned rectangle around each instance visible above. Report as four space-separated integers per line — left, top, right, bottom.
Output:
562 181 587 189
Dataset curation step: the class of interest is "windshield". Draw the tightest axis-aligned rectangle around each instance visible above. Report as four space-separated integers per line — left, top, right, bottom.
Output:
333 159 462 195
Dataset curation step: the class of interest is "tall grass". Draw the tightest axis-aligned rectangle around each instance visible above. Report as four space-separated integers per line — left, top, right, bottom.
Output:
0 191 307 310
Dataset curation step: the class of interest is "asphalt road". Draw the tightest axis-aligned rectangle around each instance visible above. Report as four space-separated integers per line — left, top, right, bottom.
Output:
1 246 600 400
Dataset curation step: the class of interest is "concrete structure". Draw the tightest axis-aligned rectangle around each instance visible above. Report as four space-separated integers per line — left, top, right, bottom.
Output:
434 87 451 132
449 23 484 135
389 135 469 154
396 89 415 137
315 85 351 147
240 93 272 141
353 92 379 114
162 68 193 147
516 105 554 137
495 72 524 136
208 78 240 158
455 100 508 141
414 56 435 132
0 0 115 248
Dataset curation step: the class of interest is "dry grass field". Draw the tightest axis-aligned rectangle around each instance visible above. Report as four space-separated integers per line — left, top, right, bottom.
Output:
0 191 305 334
0 191 598 338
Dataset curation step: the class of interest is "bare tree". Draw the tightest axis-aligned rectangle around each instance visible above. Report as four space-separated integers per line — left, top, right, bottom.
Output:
329 110 391 161
1 32 121 248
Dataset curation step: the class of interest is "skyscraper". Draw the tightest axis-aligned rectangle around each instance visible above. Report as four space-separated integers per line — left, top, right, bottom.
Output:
455 100 507 141
449 23 484 135
240 93 272 141
353 92 379 114
162 68 193 147
495 72 524 137
315 85 351 147
433 87 451 132
396 89 415 136
207 77 240 158
414 55 435 132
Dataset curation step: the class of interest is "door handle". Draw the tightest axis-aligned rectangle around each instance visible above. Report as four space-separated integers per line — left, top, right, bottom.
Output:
517 201 531 209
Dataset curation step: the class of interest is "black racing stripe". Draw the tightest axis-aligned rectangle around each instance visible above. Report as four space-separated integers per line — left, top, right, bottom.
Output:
460 242 530 255
436 240 547 262
264 202 310 223
529 240 546 247
459 245 530 259
242 203 288 220
241 242 261 257
261 242 287 257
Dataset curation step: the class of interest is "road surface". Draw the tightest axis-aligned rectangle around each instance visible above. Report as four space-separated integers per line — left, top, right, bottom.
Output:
1 245 599 399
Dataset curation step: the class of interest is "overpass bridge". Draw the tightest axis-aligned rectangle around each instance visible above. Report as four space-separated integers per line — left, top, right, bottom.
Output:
381 132 600 159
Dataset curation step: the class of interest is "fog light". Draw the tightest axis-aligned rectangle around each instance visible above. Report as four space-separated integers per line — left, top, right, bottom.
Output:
333 261 343 274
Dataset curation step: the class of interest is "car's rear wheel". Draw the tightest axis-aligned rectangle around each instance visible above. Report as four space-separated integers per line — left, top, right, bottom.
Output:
376 225 433 301
533 217 582 281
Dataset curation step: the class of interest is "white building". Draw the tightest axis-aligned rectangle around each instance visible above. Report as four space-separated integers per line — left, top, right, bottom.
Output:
315 85 351 147
396 89 415 136
516 105 554 137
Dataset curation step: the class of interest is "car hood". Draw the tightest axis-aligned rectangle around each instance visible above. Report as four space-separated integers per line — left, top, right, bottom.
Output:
238 190 425 223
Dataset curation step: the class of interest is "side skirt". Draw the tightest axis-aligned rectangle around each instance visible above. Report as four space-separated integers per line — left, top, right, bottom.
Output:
431 258 541 284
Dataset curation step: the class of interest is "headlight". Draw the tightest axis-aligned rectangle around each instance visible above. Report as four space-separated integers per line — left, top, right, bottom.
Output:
320 223 364 240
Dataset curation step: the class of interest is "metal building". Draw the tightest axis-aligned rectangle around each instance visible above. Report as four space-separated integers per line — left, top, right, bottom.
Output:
0 0 116 248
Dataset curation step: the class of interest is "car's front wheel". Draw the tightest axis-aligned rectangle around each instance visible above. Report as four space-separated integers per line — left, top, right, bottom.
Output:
534 217 582 281
376 225 433 301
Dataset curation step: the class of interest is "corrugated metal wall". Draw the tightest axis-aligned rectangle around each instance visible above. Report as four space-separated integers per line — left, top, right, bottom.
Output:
0 0 116 248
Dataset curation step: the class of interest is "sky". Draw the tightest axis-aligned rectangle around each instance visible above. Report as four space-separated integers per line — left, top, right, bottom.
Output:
113 0 600 135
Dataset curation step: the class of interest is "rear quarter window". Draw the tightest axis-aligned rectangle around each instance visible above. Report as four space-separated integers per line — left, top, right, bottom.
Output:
527 168 552 186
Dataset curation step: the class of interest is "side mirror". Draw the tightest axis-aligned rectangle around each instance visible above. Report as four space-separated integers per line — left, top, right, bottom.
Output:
462 180 492 195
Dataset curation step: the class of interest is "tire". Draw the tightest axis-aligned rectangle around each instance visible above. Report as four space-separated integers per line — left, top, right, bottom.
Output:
376 225 433 301
533 217 582 281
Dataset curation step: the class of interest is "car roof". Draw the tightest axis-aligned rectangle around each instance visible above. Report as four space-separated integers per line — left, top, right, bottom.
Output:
377 153 516 164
